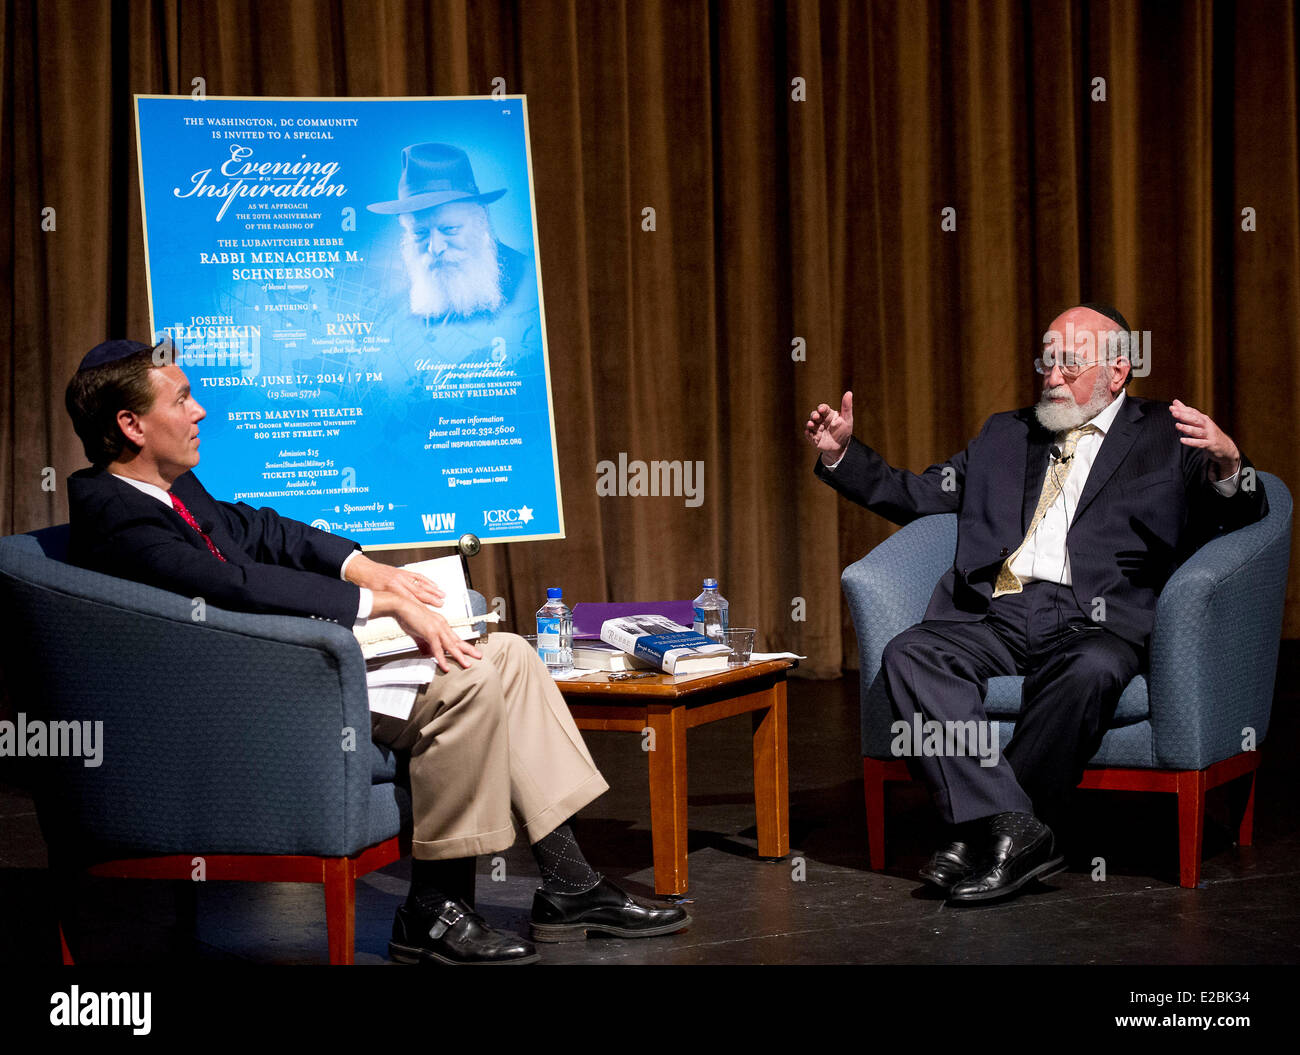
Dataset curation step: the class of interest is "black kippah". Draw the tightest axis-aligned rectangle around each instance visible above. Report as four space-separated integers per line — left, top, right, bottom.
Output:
1078 302 1131 333
76 339 155 373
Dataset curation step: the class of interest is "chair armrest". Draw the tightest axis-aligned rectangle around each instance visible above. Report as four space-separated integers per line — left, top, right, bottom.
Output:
842 514 957 681
1146 472 1292 768
469 588 488 635
0 537 377 860
842 516 957 758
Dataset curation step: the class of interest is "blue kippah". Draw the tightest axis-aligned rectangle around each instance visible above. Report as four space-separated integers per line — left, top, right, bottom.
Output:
77 339 154 373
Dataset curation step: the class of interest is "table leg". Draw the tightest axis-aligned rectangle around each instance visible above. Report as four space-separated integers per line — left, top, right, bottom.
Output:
752 679 789 859
646 704 689 895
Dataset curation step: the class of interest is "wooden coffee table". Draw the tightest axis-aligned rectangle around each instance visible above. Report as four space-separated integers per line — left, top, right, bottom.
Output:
557 659 794 895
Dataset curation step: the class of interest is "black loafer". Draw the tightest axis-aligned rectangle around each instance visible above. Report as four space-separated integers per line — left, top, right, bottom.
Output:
389 898 539 964
530 878 692 942
919 839 979 891
947 812 1065 904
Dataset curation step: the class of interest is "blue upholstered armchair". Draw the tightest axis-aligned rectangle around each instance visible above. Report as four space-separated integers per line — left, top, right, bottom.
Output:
0 524 485 963
843 472 1291 888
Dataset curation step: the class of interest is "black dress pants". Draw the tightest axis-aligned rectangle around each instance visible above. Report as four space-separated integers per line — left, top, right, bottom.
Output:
880 581 1144 828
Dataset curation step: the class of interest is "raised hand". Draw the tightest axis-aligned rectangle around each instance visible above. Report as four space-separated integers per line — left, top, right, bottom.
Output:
1170 399 1241 480
805 391 854 465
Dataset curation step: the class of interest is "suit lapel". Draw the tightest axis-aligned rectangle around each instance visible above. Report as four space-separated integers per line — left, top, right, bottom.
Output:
1071 396 1143 526
172 472 246 565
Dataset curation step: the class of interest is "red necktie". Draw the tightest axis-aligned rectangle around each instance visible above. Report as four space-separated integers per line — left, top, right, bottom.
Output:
170 493 226 562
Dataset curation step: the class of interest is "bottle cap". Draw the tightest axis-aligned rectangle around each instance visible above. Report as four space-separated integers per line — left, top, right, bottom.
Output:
702 578 718 589
547 587 562 599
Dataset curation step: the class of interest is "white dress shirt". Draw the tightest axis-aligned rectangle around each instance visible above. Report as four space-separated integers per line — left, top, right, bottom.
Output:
1011 392 1240 586
1010 392 1127 586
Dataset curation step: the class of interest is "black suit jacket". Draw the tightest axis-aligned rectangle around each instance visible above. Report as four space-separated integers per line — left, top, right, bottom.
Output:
815 394 1269 647
67 468 363 626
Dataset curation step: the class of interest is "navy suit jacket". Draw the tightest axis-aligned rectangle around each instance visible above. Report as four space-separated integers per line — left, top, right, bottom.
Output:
68 467 363 626
815 394 1269 648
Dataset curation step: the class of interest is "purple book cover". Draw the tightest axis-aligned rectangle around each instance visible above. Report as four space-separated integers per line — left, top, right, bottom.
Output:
571 601 696 639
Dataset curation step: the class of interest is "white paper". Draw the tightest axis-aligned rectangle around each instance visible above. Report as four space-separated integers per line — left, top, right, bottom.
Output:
367 682 422 721
400 556 477 626
549 667 594 680
367 657 440 687
365 656 441 719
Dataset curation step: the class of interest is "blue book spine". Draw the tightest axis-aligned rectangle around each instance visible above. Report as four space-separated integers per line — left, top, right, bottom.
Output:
632 631 719 666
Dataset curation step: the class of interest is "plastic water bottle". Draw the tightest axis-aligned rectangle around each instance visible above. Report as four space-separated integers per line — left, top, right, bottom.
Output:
536 587 573 674
692 578 729 641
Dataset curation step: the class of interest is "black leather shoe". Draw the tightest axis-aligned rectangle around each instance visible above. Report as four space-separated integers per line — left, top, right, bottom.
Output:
389 898 539 964
947 812 1065 904
919 840 979 891
530 878 692 942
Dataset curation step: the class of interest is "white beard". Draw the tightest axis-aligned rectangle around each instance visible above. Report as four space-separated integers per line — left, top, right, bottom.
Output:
1034 371 1115 432
401 215 504 319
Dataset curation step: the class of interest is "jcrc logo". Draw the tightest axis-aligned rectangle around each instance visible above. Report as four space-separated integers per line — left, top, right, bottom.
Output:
483 505 535 528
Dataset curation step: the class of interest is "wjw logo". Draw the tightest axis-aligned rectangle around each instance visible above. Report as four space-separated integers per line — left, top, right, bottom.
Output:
421 512 456 532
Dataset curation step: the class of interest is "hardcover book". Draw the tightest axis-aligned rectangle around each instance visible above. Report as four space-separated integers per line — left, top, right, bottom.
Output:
599 615 731 675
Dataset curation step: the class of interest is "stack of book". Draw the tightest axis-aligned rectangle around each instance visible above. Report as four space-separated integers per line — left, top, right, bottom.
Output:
596 613 731 675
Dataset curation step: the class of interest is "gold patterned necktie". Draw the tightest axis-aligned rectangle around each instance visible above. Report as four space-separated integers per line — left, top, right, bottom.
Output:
992 424 1100 597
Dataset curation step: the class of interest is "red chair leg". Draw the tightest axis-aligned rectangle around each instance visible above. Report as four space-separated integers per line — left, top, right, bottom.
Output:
1176 769 1207 888
863 757 888 870
323 858 356 965
1237 770 1257 847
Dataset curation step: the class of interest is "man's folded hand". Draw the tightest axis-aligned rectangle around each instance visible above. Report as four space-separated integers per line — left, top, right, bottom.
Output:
346 554 446 606
371 591 481 672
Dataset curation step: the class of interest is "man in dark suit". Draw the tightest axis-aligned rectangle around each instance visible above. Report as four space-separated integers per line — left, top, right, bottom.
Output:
806 304 1267 904
64 339 689 962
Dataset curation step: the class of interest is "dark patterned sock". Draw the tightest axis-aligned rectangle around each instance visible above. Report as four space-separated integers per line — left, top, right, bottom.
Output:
530 822 602 894
408 856 477 909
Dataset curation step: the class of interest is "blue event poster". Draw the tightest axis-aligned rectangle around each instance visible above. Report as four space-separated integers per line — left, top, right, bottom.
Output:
133 95 564 549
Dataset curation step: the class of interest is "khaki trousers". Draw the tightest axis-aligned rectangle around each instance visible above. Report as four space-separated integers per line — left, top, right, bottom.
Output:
371 633 609 860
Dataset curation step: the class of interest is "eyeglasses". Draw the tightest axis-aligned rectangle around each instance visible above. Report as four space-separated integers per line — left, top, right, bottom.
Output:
1033 355 1101 380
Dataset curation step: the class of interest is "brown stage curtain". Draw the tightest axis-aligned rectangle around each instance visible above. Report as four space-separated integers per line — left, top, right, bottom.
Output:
2 0 1298 677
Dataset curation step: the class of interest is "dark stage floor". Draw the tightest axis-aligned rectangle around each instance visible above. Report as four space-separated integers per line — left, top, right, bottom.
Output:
3 648 1298 969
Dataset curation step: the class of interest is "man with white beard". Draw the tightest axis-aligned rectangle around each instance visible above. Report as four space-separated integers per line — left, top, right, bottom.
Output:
368 142 535 342
364 142 542 525
397 197 526 322
806 304 1268 905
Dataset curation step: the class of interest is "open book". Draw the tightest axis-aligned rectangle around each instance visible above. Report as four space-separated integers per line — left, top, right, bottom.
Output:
352 556 499 661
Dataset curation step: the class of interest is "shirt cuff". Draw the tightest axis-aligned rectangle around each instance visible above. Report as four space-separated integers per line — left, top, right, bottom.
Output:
339 549 362 579
1212 466 1241 497
822 447 848 471
356 588 373 621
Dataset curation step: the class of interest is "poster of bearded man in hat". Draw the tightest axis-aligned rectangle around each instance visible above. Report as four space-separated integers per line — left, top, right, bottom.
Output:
367 141 541 368
134 96 562 550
